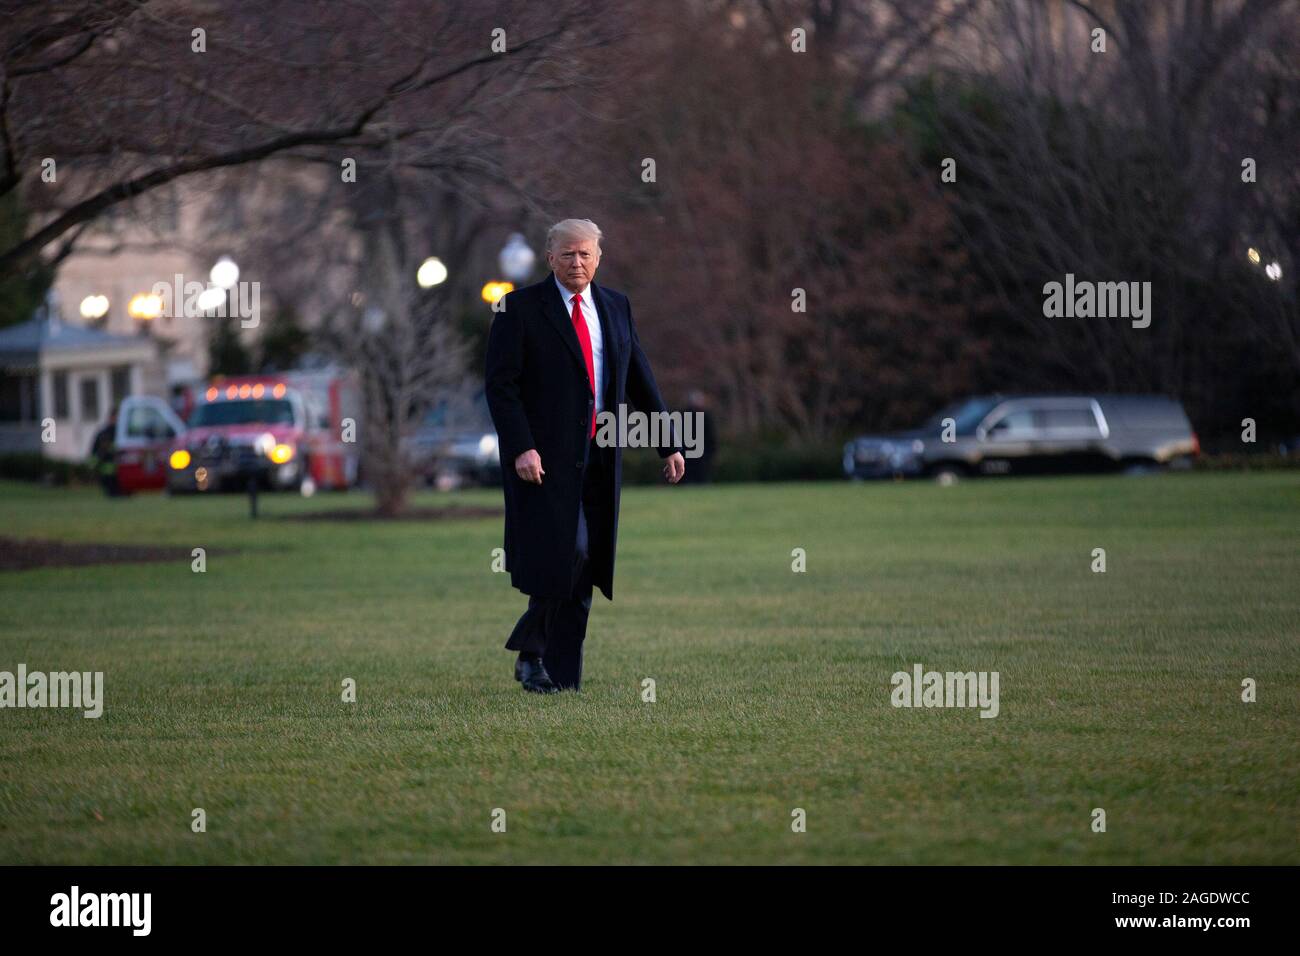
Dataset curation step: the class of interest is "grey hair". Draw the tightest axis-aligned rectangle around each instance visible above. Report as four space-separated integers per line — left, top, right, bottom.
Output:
546 218 603 253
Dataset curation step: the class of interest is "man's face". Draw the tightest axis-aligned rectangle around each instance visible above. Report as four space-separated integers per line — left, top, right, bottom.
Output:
548 238 601 293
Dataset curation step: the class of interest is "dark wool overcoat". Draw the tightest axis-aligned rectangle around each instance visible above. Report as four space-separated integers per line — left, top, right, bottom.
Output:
485 273 679 600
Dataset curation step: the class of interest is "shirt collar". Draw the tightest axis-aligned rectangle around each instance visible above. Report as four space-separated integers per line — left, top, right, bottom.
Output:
554 272 593 311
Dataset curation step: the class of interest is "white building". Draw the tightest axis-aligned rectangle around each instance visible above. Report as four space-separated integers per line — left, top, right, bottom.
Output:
0 310 162 462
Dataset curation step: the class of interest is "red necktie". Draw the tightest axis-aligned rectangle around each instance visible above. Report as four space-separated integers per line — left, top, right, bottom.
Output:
570 293 596 438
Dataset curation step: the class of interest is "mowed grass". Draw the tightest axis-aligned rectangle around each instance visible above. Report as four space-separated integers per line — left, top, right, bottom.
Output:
0 470 1296 865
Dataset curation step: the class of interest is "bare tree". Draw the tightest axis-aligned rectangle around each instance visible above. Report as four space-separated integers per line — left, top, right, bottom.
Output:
902 0 1298 430
0 0 624 273
544 0 982 441
315 176 469 517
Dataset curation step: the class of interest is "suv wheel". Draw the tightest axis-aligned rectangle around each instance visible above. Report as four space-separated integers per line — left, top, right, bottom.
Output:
932 464 965 486
1121 458 1161 476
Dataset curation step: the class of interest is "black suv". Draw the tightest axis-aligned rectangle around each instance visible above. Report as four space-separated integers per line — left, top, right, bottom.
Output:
843 394 1199 483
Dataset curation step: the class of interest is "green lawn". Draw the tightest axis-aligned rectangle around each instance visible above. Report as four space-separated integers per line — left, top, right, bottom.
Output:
0 471 1296 864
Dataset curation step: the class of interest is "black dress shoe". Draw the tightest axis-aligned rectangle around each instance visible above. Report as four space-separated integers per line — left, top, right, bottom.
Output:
514 653 538 682
518 657 559 694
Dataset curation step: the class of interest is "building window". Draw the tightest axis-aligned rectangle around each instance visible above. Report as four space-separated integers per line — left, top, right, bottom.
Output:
0 370 40 423
80 375 100 422
110 365 131 407
53 370 70 419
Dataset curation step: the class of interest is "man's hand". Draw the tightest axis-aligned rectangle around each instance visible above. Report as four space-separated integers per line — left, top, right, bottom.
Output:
515 449 544 484
663 452 685 484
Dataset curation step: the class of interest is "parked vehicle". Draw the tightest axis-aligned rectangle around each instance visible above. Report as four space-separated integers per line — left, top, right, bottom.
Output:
98 373 357 497
97 397 186 494
843 394 1199 483
406 391 500 489
159 373 360 494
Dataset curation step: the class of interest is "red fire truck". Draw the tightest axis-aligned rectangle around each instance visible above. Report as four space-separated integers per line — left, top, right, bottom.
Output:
109 370 361 495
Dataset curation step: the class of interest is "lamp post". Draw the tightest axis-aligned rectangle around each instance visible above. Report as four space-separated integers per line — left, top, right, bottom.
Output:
480 281 514 305
210 256 239 289
499 233 535 283
197 288 227 312
480 234 534 308
417 257 448 289
128 292 163 335
80 295 110 322
208 256 240 321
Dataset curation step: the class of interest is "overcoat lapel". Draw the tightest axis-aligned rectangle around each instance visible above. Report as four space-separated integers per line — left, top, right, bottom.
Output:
590 281 620 394
541 275 624 401
540 275 588 374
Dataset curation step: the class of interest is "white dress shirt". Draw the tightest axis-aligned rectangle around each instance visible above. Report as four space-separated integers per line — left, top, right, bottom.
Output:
554 272 605 415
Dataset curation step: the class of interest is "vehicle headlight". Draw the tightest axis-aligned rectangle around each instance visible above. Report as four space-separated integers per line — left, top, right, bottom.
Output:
269 443 295 464
254 432 276 456
169 449 191 470
478 434 498 457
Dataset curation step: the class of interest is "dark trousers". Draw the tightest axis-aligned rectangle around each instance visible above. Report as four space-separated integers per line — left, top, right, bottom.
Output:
505 437 604 689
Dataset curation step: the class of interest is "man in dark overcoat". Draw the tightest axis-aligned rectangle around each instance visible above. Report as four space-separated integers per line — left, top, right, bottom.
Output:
485 218 685 693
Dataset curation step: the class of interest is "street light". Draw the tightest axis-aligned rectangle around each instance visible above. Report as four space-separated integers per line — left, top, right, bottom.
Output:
128 292 163 320
197 287 227 311
481 281 514 304
79 295 110 320
499 233 535 282
1247 246 1284 282
210 256 239 289
417 256 448 288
